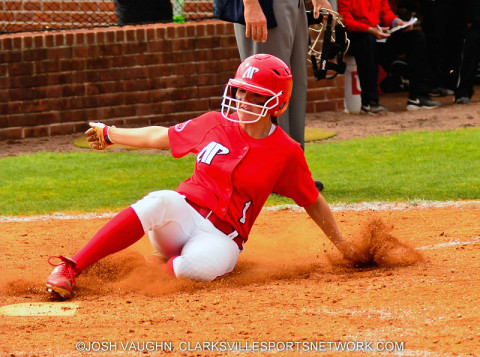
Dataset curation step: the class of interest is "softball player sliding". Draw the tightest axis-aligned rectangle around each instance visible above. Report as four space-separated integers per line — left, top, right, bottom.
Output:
46 54 367 299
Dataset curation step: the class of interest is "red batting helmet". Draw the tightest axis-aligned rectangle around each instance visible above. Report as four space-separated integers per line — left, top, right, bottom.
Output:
221 54 293 123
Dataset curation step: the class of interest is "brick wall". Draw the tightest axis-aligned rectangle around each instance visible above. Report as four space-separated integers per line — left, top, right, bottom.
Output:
0 0 116 32
0 20 344 141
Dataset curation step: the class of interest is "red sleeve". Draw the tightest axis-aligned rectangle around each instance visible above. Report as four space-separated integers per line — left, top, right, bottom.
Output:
338 0 370 33
273 144 319 207
168 113 214 158
379 0 397 27
338 0 397 32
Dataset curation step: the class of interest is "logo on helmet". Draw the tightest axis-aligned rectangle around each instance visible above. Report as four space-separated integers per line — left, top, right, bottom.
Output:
242 65 260 79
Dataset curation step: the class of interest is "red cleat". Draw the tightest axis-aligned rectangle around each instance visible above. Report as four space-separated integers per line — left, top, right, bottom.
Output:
46 256 79 299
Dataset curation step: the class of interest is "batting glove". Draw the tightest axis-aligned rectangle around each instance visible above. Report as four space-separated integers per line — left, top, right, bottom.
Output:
85 122 115 150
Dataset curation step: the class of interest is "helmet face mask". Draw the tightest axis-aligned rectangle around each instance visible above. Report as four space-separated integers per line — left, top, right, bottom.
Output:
307 8 350 80
221 81 281 123
221 54 293 123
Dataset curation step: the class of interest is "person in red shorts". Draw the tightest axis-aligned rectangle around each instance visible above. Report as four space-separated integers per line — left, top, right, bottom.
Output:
46 54 367 299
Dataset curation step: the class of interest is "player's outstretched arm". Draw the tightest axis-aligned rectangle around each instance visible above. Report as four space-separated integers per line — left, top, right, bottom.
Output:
86 122 170 150
304 194 368 263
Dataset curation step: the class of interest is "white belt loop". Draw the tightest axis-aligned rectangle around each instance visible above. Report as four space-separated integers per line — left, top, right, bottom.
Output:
227 231 239 240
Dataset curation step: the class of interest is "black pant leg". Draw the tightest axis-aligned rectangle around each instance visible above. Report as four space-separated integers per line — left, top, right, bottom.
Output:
456 28 480 99
348 32 380 105
385 30 430 97
419 0 468 89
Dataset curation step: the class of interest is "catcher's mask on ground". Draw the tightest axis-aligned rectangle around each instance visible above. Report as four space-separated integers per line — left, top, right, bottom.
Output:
221 54 293 123
307 8 350 80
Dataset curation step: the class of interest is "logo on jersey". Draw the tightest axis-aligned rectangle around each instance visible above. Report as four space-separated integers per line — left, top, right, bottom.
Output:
197 141 229 164
242 65 259 79
239 200 252 224
174 120 192 132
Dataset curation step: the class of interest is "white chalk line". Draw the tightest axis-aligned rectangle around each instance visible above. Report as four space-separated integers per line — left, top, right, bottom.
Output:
2 200 480 223
2 202 479 253
267 200 480 213
272 201 480 252
1 201 479 250
0 211 117 222
417 236 480 250
1 201 480 250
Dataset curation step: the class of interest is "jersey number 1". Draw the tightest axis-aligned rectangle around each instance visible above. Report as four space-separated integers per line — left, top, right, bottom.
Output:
239 200 252 224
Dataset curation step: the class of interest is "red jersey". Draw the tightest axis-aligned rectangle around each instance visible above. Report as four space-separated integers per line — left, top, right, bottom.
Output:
337 0 397 33
168 111 319 242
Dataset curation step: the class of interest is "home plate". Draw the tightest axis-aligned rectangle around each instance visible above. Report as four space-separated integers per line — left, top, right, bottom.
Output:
0 302 80 316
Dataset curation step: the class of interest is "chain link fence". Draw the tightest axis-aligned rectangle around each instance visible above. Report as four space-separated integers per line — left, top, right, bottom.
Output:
0 0 214 33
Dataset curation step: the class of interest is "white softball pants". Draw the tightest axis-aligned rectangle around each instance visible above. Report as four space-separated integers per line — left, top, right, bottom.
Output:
131 190 240 281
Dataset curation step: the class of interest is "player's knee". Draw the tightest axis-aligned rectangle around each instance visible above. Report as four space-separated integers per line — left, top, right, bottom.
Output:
171 236 239 282
172 254 220 282
131 190 186 231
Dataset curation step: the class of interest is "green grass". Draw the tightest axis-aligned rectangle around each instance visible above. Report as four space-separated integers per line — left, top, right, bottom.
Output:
1 128 479 216
0 152 194 216
306 128 480 203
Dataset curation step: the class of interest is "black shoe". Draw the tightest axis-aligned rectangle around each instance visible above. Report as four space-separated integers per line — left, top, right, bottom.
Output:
429 87 454 97
314 180 324 192
406 96 442 111
455 97 470 104
361 104 388 114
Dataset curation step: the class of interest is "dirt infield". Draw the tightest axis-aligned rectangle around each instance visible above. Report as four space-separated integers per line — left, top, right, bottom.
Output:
1 203 479 356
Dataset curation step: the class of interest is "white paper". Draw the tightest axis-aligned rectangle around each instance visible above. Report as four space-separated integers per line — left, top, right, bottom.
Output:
387 17 418 34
